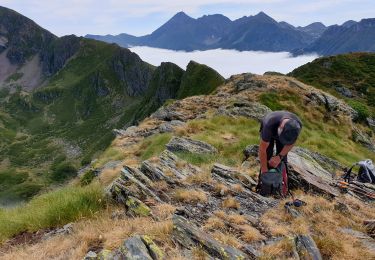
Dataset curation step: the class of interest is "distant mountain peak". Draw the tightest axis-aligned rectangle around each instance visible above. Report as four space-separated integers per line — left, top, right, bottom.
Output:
171 11 192 20
253 11 277 23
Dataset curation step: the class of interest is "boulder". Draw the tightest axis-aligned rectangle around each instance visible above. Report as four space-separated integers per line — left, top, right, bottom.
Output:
306 91 358 120
335 86 353 98
340 228 375 253
211 163 257 189
288 149 340 197
234 75 266 92
119 236 153 260
125 196 151 217
216 101 271 122
158 120 185 133
352 126 375 152
243 144 259 161
172 214 248 259
166 137 217 154
295 235 322 260
151 105 185 121
140 235 164 260
367 117 375 132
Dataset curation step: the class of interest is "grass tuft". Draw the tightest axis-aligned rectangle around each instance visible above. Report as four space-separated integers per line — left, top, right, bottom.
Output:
0 183 104 242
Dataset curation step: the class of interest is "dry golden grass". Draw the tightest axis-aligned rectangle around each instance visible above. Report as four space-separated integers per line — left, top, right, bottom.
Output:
203 216 225 231
185 171 212 185
213 182 229 196
231 184 244 193
213 210 227 219
227 214 247 225
173 189 207 204
260 193 375 260
222 197 240 209
99 167 121 186
260 238 295 260
192 247 209 260
240 225 265 243
211 231 241 249
150 180 169 192
0 207 175 260
152 203 176 221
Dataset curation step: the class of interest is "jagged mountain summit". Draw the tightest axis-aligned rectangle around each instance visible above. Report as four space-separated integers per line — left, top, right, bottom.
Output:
87 11 375 56
294 18 375 56
0 6 224 204
86 11 325 52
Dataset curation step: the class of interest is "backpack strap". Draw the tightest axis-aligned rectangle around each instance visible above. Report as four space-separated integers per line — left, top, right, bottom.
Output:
343 163 357 182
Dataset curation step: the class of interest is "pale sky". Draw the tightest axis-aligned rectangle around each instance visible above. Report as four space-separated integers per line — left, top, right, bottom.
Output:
1 0 375 37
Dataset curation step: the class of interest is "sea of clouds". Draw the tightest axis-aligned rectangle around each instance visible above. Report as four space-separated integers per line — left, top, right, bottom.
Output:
129 46 318 78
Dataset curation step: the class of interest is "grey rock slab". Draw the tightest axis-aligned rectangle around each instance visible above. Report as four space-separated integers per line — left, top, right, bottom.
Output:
295 235 322 260
172 214 248 259
120 236 153 260
340 228 375 253
166 137 217 154
211 163 257 188
216 101 271 122
288 148 340 197
158 120 185 133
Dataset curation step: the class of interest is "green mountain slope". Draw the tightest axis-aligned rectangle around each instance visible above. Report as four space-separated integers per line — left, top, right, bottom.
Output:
289 53 375 120
0 7 225 205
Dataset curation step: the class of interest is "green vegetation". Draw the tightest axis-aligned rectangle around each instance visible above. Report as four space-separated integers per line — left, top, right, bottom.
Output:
80 170 96 186
289 53 375 115
259 92 284 111
0 183 104 242
0 42 225 204
348 100 370 122
50 162 77 183
139 133 172 160
177 61 225 98
5 72 23 82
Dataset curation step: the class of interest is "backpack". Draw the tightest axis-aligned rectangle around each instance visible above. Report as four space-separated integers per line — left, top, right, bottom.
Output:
258 162 288 197
344 159 375 184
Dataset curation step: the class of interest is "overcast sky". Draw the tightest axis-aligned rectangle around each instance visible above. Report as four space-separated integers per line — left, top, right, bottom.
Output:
2 0 375 37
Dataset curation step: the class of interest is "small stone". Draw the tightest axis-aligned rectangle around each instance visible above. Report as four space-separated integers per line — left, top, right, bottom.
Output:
83 251 97 260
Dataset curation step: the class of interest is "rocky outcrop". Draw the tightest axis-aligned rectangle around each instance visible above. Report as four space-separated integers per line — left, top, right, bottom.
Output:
295 235 323 260
166 137 218 154
233 73 267 92
84 235 163 260
352 126 375 152
216 100 271 121
306 91 358 120
211 163 257 189
172 214 248 259
111 47 154 96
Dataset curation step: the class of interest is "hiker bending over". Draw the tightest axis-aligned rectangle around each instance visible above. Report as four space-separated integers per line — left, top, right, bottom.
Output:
258 111 302 195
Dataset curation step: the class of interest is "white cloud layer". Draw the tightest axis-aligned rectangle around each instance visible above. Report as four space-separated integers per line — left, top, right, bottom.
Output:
129 46 318 78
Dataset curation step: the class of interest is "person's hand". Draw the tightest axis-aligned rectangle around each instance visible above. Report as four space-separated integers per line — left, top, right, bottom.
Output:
269 156 281 168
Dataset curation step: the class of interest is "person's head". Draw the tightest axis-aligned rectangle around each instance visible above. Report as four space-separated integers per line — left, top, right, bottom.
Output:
277 118 301 145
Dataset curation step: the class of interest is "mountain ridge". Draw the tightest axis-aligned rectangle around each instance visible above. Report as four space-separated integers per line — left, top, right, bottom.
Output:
86 11 324 52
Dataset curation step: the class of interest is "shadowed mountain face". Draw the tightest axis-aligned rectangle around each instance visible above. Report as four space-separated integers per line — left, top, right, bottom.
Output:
86 11 325 52
0 6 224 204
87 12 375 56
295 19 375 56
